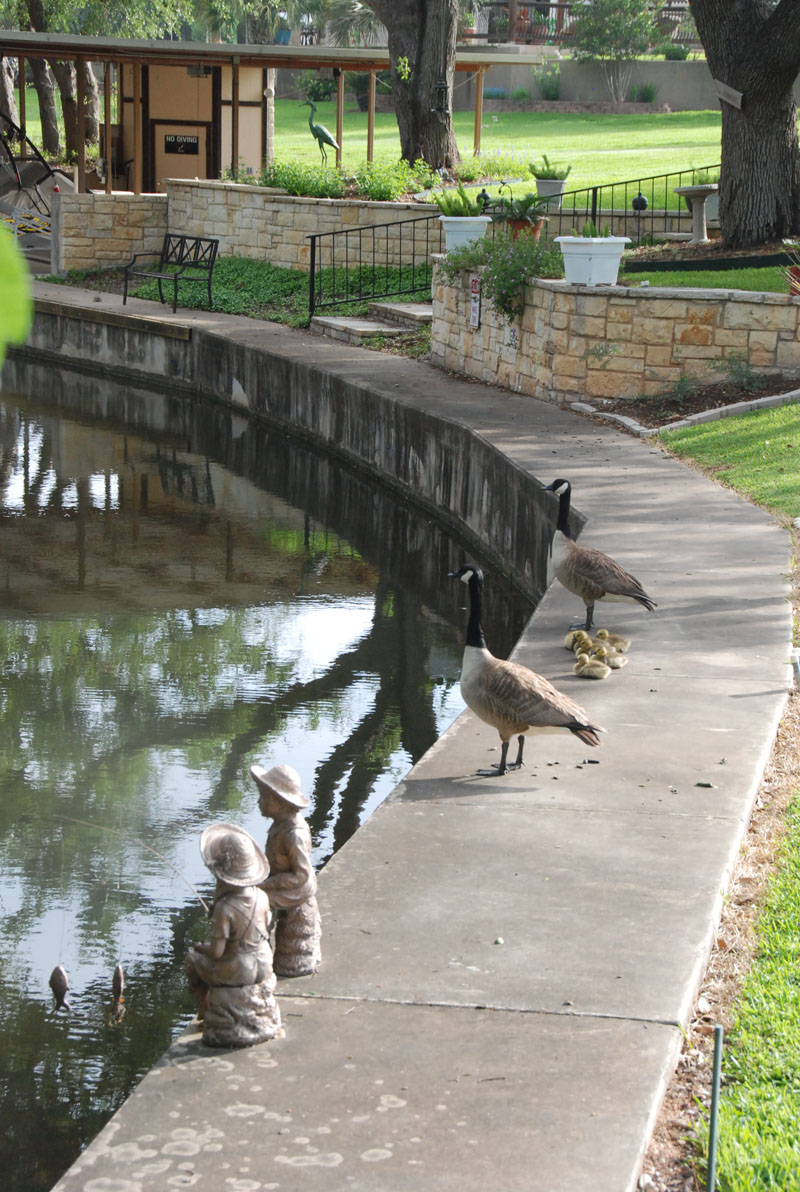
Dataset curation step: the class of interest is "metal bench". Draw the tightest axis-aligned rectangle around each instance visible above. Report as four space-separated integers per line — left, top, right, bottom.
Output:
123 233 219 314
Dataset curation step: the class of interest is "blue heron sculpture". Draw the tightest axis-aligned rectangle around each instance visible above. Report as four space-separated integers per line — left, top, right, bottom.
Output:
302 100 339 163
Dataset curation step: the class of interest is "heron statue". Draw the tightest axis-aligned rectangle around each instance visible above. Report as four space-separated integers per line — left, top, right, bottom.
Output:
302 100 339 164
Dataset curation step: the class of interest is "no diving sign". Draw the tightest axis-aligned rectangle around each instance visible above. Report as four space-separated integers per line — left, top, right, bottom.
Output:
165 134 199 154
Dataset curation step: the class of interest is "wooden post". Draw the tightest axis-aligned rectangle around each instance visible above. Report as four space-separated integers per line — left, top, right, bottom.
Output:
104 61 112 194
133 61 142 195
18 55 26 141
336 68 344 167
232 57 240 179
367 70 376 163
508 0 518 42
76 54 86 193
473 68 484 158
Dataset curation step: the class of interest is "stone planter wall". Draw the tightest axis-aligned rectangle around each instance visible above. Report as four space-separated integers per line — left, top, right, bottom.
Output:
51 181 439 275
52 193 168 274
431 264 800 405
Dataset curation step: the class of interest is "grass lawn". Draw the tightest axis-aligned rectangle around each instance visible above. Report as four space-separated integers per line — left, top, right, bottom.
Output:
619 265 788 293
659 403 800 523
17 83 721 194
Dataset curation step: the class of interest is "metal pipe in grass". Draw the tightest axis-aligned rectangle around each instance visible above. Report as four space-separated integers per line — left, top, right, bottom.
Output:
707 1024 723 1190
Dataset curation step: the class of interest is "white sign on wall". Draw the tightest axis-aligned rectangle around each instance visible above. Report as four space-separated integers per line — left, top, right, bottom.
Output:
469 272 481 328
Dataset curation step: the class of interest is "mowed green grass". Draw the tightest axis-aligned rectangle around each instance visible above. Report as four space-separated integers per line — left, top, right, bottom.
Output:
17 83 721 192
620 266 787 293
661 402 800 522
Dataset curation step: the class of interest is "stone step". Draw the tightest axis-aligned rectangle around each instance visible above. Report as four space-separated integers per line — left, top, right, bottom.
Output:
309 315 409 345
367 301 433 326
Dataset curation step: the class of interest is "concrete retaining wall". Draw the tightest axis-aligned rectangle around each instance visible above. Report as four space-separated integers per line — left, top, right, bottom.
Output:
431 264 800 404
19 293 557 596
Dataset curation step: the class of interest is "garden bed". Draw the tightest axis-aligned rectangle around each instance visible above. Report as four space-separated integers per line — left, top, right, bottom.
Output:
587 370 800 429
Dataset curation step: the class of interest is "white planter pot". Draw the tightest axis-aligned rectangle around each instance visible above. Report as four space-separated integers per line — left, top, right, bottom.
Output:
555 235 631 286
439 214 492 251
535 177 568 210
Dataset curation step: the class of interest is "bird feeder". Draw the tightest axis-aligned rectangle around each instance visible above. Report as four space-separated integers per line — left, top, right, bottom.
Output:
432 81 449 115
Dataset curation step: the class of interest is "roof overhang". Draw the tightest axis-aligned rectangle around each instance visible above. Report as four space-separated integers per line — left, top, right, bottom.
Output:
0 30 541 73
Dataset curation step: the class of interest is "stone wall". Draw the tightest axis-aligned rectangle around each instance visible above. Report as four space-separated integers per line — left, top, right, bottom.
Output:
51 182 439 274
51 193 168 274
431 264 800 404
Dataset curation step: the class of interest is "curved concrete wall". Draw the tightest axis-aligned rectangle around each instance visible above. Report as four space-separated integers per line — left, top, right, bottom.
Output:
18 295 563 601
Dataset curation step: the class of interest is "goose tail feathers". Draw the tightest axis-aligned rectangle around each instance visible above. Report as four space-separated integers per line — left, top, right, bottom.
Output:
570 723 605 748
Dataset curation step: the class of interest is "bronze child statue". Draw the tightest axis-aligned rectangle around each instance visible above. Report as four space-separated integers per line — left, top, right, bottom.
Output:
251 763 322 977
185 821 281 1047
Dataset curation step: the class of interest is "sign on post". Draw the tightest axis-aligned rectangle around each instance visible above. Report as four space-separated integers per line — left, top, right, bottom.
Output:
469 272 481 329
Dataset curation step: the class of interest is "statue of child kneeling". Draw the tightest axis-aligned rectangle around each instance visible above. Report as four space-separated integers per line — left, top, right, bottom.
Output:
185 822 282 1048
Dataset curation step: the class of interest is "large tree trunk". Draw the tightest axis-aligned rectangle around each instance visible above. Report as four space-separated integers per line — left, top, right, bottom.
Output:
689 0 800 248
82 62 100 148
27 58 60 156
49 60 80 158
367 0 460 169
0 59 19 139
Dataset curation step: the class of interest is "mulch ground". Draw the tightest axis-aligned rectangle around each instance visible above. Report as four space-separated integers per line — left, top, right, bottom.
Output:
591 373 800 429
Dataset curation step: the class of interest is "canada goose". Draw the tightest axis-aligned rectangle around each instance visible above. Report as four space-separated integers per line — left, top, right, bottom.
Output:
595 627 631 653
449 563 604 775
543 479 657 631
592 645 628 670
573 652 612 680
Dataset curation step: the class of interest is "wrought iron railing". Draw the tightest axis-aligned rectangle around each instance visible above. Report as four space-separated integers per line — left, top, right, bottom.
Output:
308 215 444 319
532 163 721 244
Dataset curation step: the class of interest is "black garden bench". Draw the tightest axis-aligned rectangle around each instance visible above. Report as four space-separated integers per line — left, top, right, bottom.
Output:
123 233 219 314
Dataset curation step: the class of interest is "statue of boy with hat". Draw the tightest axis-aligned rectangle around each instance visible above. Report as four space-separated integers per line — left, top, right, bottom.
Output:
251 763 322 977
185 822 281 1046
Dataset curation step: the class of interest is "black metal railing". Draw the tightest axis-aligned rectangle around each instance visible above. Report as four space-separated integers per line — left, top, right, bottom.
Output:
308 214 444 319
533 163 721 245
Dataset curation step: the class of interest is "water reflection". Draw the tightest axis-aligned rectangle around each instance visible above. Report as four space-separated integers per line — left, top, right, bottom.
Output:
0 365 534 1192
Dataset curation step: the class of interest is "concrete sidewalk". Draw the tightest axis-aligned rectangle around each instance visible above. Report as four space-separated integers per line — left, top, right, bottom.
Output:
44 289 793 1192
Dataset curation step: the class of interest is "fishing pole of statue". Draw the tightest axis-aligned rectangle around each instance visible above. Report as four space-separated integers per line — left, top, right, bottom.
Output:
57 815 210 913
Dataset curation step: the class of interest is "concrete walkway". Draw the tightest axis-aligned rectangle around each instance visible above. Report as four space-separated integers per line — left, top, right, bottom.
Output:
42 287 793 1192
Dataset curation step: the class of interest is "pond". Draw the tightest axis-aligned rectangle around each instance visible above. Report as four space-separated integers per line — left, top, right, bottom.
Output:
0 361 535 1192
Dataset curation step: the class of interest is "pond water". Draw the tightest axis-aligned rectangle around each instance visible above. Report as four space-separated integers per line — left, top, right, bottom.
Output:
0 362 535 1192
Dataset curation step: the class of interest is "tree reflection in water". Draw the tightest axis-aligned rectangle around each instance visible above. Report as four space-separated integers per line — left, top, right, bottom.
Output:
0 368 535 1192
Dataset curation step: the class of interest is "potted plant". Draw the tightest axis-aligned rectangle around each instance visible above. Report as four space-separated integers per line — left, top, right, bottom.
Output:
530 155 572 209
432 183 492 251
493 191 549 241
782 239 800 296
554 220 631 286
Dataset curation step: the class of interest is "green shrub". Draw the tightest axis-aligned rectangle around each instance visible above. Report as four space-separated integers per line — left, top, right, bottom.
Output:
438 230 564 322
532 62 561 101
298 71 336 102
630 81 659 103
663 42 689 60
511 87 531 103
350 158 434 201
485 87 508 100
259 161 346 198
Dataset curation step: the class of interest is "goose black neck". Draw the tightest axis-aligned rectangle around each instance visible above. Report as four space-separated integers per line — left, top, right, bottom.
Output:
556 486 573 538
465 572 487 649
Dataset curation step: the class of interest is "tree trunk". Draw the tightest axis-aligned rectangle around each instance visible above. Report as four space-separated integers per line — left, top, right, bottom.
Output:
49 59 80 158
689 0 800 247
367 0 460 169
0 59 19 138
82 61 100 148
27 58 60 156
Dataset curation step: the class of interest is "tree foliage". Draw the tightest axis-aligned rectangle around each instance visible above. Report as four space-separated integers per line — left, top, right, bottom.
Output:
571 0 656 104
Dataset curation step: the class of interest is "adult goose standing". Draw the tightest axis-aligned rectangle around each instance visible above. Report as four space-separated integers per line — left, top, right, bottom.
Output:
543 479 657 632
449 563 604 775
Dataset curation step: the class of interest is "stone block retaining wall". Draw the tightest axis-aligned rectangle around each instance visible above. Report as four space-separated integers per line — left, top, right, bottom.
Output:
431 265 800 405
52 193 168 274
52 180 439 274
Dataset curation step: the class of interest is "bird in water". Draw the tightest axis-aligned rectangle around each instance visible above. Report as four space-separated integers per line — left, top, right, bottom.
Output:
543 479 657 631
49 964 70 1012
449 563 604 775
302 100 339 164
110 962 126 1025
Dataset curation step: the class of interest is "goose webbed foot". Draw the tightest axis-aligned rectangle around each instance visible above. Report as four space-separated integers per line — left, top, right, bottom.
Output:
476 740 512 777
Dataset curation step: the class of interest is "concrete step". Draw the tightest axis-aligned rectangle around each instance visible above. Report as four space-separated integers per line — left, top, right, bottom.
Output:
367 301 433 326
310 315 409 345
